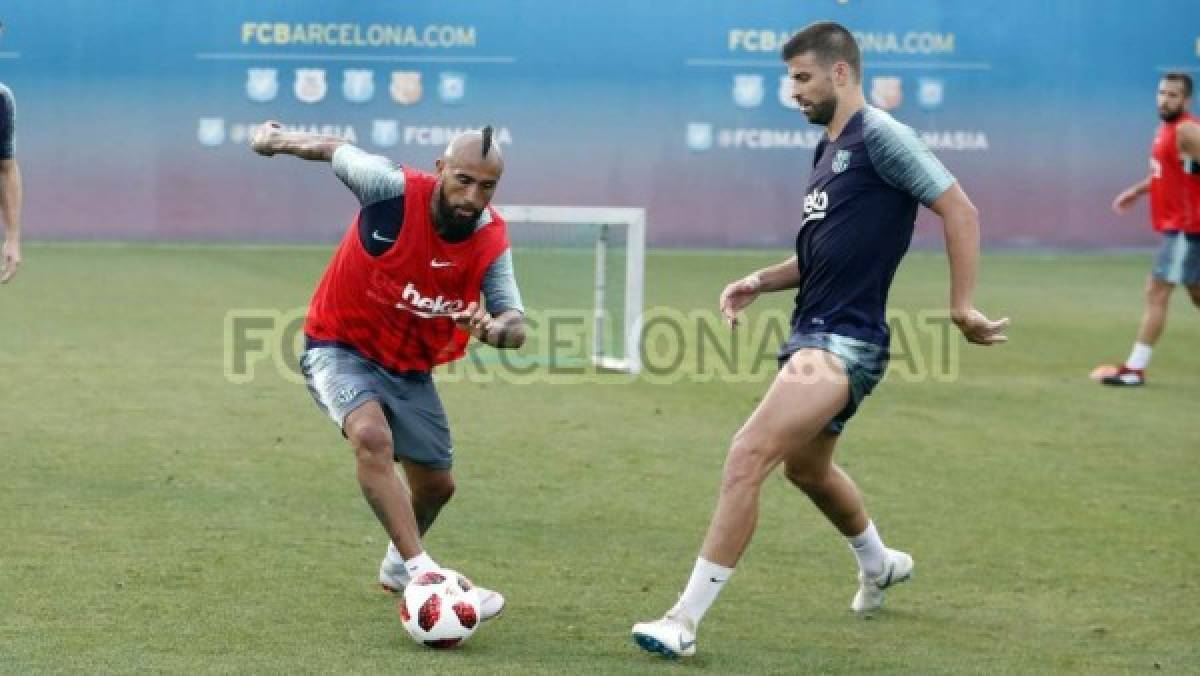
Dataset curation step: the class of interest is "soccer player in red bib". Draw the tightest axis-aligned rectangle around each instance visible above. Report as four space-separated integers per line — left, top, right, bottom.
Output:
251 120 526 621
1095 73 1200 386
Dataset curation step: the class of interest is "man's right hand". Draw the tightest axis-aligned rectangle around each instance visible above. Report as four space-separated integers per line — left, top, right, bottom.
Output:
250 120 283 156
719 274 763 327
1111 188 1140 214
1 236 20 283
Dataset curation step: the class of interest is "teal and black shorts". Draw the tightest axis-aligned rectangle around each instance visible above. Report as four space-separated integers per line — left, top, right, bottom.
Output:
1152 231 1200 286
301 343 454 470
778 331 888 435
0 83 14 160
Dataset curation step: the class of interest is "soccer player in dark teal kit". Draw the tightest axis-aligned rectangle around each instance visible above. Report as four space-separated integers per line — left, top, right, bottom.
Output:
0 79 22 284
0 21 21 283
633 21 1009 659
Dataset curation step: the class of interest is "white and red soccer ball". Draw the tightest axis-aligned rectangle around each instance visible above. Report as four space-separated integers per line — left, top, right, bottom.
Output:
398 569 481 649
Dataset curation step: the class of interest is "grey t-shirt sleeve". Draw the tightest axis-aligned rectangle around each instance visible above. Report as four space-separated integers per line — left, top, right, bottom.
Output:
0 84 14 160
332 144 405 206
482 248 525 315
864 106 954 207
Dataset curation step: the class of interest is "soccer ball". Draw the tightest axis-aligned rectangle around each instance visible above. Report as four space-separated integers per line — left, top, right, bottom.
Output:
398 569 481 649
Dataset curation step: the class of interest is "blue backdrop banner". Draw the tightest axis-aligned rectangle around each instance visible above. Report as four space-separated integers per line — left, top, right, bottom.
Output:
2 1 1198 247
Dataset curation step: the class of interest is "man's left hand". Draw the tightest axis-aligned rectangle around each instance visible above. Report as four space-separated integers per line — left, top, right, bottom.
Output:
952 306 1009 345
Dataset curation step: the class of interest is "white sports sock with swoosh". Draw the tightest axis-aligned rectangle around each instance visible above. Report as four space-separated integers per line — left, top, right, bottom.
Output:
670 557 734 626
848 520 887 579
404 551 439 578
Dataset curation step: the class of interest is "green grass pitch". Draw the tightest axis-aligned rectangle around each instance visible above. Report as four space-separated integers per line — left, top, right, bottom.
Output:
1 243 1197 673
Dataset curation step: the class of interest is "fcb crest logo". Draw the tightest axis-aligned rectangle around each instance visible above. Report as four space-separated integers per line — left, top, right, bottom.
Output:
832 149 851 173
686 123 713 151
246 68 278 103
294 68 327 104
197 118 225 147
372 119 399 147
390 71 422 105
334 385 359 406
778 75 800 110
732 74 764 108
438 72 466 104
870 76 903 111
917 77 943 110
342 69 375 104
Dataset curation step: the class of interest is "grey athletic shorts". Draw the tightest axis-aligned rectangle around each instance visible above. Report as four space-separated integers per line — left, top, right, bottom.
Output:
301 344 454 470
1152 231 1200 286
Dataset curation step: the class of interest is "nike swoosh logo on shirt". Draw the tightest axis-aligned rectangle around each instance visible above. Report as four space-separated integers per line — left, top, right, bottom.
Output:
679 635 696 651
372 230 396 243
431 259 454 268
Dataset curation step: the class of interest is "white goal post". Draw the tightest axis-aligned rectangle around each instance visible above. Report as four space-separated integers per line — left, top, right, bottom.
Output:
495 205 646 374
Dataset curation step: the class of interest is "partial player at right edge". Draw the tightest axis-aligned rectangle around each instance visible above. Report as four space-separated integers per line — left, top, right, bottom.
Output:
1093 72 1200 387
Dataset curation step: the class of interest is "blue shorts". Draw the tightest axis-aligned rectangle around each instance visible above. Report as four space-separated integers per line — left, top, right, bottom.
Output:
778 332 889 435
300 345 454 470
1152 231 1200 286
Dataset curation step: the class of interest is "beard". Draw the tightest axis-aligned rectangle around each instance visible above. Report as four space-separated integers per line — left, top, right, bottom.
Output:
433 185 482 241
802 95 838 126
1159 106 1183 122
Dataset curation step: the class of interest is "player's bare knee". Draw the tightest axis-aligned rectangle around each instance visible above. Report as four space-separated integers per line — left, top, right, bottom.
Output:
414 474 456 507
1146 281 1173 307
782 460 828 493
722 435 777 490
347 422 393 459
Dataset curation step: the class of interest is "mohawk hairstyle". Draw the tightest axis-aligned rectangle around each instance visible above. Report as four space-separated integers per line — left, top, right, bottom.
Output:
481 125 494 158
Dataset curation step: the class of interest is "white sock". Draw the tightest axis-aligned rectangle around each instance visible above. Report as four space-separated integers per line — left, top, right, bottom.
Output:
386 541 405 566
1125 342 1153 370
848 521 887 579
404 551 439 578
670 557 734 626
384 541 412 583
